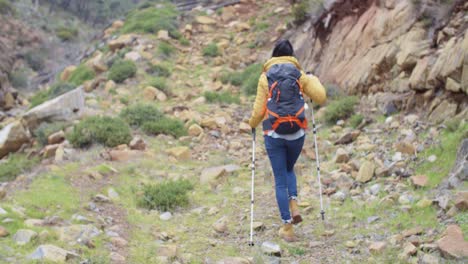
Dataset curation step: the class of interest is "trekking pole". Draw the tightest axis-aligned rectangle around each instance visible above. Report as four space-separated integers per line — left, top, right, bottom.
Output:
310 104 325 221
249 128 256 246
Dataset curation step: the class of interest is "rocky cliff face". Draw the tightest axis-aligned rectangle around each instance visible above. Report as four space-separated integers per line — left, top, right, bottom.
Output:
292 0 467 118
0 16 42 111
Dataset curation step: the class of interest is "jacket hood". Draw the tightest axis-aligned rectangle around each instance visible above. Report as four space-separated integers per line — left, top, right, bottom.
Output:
263 56 302 72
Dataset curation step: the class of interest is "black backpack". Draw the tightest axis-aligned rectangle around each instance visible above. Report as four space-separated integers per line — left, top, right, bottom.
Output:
262 63 308 135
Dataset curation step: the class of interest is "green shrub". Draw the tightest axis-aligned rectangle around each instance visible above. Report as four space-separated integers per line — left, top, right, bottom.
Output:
108 60 137 83
67 116 132 148
323 96 359 125
120 103 164 127
202 43 219 57
29 82 75 108
138 179 194 211
122 5 178 36
0 0 14 15
292 1 309 24
255 22 269 32
10 70 28 89
68 65 95 86
33 122 68 146
146 77 168 93
29 89 50 108
445 119 461 132
147 63 171 77
120 104 186 138
220 63 262 96
349 114 364 128
204 91 240 104
24 52 45 72
56 27 78 41
142 117 187 138
179 37 190 46
0 154 39 182
158 42 175 58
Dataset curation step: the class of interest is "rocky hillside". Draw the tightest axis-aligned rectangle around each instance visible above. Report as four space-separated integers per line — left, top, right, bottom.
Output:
0 0 467 263
291 0 467 120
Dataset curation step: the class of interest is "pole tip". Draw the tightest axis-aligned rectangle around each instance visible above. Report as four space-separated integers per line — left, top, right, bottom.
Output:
248 242 255 247
321 210 325 221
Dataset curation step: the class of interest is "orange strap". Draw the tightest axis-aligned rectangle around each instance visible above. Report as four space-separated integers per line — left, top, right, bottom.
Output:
268 81 278 99
272 116 307 131
295 106 305 117
296 79 304 94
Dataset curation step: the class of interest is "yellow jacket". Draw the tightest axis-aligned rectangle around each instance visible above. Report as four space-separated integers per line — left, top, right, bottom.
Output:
248 56 327 128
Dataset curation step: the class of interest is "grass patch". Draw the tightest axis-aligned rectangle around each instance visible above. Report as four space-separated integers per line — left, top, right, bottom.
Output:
141 117 187 138
67 116 132 148
108 59 137 83
455 212 468 240
68 65 95 86
349 114 364 128
29 82 76 108
145 77 168 93
202 43 220 57
415 123 468 188
0 154 39 182
13 172 79 219
204 91 240 104
221 63 262 95
120 103 186 138
56 26 78 41
120 103 164 127
138 179 194 211
158 42 175 58
33 122 68 146
179 37 190 46
121 4 178 36
147 63 171 77
323 96 358 125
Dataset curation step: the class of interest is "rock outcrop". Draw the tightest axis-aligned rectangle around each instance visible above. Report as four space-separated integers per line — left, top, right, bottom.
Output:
292 0 467 120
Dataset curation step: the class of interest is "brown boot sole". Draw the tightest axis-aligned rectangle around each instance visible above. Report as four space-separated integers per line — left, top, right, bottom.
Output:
292 215 302 225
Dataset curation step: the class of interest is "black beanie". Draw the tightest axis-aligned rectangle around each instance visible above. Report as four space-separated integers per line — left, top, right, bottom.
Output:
272 39 294 57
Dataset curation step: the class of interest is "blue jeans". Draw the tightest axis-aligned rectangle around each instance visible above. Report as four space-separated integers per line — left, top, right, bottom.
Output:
264 135 305 222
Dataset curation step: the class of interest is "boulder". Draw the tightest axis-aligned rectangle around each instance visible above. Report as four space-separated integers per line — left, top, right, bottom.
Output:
60 66 77 82
428 100 457 124
56 225 101 245
157 30 170 41
213 216 228 233
437 225 468 259
334 130 360 145
0 226 9 237
357 161 375 183
13 229 37 245
48 130 65 145
22 87 85 131
0 121 31 159
129 136 146 150
446 78 461 93
200 166 226 185
42 144 60 159
157 244 178 258
369 241 387 254
455 191 468 211
166 146 190 160
410 175 428 188
195 16 217 25
188 124 203 137
334 148 350 163
124 51 141 62
29 244 79 262
261 241 281 256
108 34 134 52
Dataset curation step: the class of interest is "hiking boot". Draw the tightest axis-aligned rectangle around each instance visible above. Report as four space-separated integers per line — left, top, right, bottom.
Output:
278 223 297 242
289 200 302 225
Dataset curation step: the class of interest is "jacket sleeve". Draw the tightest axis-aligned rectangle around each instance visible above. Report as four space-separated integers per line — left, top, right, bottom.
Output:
299 72 327 105
248 73 268 128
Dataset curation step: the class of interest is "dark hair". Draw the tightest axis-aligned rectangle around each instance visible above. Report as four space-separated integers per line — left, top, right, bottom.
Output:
272 39 294 57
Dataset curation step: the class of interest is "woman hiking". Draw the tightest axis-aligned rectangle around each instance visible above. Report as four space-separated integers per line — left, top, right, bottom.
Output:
248 39 327 242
